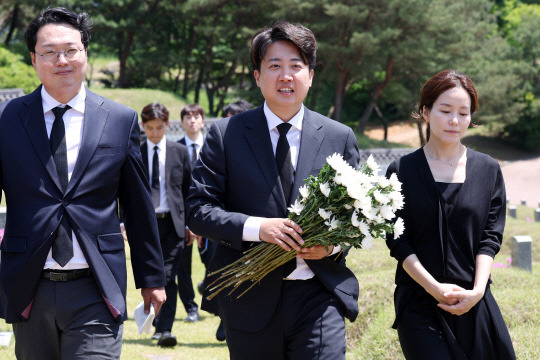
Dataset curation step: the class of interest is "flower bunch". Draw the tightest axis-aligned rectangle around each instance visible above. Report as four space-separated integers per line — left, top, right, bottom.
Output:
206 153 404 300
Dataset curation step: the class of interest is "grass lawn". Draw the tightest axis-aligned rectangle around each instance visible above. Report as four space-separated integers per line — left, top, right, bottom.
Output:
0 208 538 359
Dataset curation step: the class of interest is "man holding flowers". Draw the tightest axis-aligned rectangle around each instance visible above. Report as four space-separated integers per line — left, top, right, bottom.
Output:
187 21 360 360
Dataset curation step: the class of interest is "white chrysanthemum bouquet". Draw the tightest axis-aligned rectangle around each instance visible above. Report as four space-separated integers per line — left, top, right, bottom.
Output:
206 153 404 300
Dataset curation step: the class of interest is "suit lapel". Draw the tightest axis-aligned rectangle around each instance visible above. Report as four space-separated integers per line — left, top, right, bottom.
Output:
243 107 287 213
66 89 108 195
20 86 65 192
141 142 149 173
290 109 324 202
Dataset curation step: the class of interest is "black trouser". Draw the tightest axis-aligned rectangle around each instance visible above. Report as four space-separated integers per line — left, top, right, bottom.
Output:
224 278 346 360
153 216 183 332
177 237 215 313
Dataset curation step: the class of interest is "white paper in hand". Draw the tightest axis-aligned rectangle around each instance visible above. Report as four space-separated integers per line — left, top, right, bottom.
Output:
133 301 155 335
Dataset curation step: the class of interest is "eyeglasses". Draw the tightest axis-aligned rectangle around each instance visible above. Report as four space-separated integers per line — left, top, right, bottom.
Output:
34 47 84 62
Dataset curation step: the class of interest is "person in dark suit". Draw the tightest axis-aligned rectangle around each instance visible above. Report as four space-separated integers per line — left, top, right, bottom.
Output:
385 70 515 359
0 8 166 359
176 104 206 324
186 21 360 360
140 103 192 347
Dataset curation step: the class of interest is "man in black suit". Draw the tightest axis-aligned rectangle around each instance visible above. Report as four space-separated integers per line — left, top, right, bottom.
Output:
140 103 192 347
0 8 166 359
176 104 206 324
187 21 360 360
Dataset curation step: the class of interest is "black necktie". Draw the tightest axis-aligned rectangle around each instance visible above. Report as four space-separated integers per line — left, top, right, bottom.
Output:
151 145 160 208
191 143 197 166
276 123 294 204
50 105 73 267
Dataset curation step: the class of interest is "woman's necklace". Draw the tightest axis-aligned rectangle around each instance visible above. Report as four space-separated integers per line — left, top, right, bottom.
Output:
424 144 464 166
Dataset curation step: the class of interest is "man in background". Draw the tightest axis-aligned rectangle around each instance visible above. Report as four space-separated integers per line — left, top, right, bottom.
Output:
140 102 191 347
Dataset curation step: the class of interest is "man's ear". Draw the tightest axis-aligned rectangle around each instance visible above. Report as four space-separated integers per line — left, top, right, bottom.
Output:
254 70 261 87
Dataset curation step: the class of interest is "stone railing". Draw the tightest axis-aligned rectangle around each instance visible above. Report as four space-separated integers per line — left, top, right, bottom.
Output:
0 88 24 102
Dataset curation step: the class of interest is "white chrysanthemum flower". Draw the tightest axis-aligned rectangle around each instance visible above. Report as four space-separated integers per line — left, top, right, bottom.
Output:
358 220 371 237
393 217 405 240
354 196 372 211
347 183 368 201
361 207 378 221
388 191 404 211
344 204 352 210
366 155 380 175
325 216 341 230
334 173 344 185
288 199 305 215
320 182 331 197
378 176 390 188
299 185 309 199
326 153 349 172
373 190 390 205
362 235 373 250
380 205 395 220
389 173 402 191
351 210 361 227
374 214 385 224
318 208 332 220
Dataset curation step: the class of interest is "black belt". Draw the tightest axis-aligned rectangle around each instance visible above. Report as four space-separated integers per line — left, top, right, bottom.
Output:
42 268 91 281
156 212 170 219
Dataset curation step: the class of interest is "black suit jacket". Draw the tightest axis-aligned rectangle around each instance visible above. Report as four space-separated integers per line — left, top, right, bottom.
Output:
0 86 165 323
186 106 360 332
141 140 191 239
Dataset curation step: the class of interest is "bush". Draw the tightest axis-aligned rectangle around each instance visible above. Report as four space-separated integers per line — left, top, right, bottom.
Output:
0 46 40 94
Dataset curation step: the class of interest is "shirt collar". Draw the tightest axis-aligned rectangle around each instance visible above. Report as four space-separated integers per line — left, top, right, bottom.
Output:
147 136 167 150
264 102 304 132
41 84 86 114
184 133 204 148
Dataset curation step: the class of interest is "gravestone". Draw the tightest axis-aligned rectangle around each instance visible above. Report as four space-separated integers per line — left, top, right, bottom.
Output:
508 205 517 219
535 208 540 223
511 236 532 272
521 199 527 206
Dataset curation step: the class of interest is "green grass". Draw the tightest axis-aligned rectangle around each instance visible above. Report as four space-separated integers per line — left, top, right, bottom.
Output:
1 209 538 359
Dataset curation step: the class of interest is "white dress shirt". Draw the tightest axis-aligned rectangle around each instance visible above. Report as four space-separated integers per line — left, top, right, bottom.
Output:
43 85 89 270
183 133 204 161
242 102 339 280
146 137 169 213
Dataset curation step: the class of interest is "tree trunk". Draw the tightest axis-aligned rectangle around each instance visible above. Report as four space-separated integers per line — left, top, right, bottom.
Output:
356 57 394 134
331 68 349 122
374 105 388 141
4 4 18 45
117 31 135 88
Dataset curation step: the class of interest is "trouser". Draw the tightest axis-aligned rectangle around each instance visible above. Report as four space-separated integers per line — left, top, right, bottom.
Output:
13 276 122 360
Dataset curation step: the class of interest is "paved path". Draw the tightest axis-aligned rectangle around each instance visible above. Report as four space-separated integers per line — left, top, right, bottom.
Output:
501 157 540 208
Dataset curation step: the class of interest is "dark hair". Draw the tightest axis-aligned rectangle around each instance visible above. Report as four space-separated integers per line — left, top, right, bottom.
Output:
413 69 479 140
25 7 92 53
181 104 205 120
141 102 169 123
251 20 317 71
222 98 254 117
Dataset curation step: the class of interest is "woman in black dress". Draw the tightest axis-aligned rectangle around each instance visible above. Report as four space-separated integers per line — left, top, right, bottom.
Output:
386 69 516 360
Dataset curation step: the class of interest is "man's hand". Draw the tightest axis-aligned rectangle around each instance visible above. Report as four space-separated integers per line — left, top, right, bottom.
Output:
185 229 203 247
297 245 333 260
259 218 303 251
141 287 166 315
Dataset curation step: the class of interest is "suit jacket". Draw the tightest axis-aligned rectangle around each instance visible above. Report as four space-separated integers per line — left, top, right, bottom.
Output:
186 106 361 332
0 86 166 323
141 139 192 239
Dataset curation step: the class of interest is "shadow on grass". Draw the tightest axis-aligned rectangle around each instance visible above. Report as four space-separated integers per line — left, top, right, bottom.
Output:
122 339 227 349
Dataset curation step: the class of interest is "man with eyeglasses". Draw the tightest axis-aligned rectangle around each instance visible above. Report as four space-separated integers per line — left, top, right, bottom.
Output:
0 7 166 359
